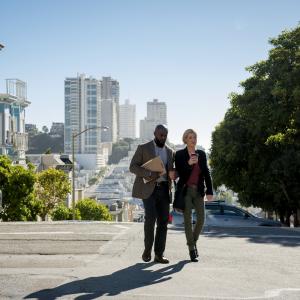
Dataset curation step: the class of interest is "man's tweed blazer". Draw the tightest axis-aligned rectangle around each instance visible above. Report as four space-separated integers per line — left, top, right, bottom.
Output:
130 141 174 200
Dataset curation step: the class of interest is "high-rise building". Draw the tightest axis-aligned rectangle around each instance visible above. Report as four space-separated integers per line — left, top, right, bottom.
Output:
101 77 120 140
64 74 101 156
147 99 167 124
101 77 119 104
140 99 167 141
101 99 117 143
119 99 136 139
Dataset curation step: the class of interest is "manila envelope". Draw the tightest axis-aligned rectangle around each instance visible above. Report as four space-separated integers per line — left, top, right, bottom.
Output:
141 156 166 183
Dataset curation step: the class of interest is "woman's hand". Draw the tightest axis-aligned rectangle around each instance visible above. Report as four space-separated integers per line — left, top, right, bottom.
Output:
188 154 198 165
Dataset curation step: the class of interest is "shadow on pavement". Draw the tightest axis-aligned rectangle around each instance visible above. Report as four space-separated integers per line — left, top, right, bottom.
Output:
24 260 189 300
169 225 300 247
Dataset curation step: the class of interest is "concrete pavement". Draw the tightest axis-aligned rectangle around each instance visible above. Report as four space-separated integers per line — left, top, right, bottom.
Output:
0 222 300 299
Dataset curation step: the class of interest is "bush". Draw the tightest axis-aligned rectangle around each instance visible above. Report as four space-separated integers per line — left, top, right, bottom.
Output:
51 204 81 220
76 198 112 221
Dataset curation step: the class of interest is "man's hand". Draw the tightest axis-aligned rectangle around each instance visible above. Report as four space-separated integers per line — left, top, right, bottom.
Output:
144 171 160 182
205 195 214 202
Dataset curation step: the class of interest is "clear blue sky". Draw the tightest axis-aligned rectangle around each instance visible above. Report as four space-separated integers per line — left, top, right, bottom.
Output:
0 0 299 150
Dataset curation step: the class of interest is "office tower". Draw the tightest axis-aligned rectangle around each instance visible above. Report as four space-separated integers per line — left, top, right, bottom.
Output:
101 99 117 143
101 77 120 140
119 99 136 139
101 77 119 104
64 74 101 155
147 99 167 124
139 99 167 140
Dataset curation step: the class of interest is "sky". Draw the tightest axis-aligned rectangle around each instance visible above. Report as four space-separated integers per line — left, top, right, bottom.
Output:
0 0 299 150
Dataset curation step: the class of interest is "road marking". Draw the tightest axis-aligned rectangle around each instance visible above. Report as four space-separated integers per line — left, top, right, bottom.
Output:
0 232 117 235
116 288 300 299
204 233 300 239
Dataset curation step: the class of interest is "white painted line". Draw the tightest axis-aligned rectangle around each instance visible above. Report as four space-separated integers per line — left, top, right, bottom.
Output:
121 288 300 299
0 232 117 235
204 233 300 239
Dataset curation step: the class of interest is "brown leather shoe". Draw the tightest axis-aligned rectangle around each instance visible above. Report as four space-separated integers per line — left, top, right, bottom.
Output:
154 254 169 264
142 250 151 262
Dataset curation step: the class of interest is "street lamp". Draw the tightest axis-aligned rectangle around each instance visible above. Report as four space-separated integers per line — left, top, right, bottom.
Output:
72 126 109 220
0 44 5 51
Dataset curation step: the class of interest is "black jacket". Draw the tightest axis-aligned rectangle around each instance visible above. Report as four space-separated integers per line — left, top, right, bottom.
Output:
175 147 213 196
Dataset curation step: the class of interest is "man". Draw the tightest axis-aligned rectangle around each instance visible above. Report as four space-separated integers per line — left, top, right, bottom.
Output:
130 124 174 264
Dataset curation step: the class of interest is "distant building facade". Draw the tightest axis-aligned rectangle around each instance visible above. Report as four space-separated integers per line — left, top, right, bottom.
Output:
140 99 167 141
64 74 104 169
25 123 38 136
64 74 101 154
50 122 64 137
101 99 117 143
0 79 30 163
119 99 136 139
101 77 120 141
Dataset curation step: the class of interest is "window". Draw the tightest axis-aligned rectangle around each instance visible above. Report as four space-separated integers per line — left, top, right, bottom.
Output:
222 207 244 217
205 205 222 215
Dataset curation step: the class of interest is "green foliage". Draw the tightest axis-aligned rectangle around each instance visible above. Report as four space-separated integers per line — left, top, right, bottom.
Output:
42 126 49 133
51 203 80 220
0 156 38 221
76 198 112 221
88 177 98 185
44 148 52 154
35 168 71 220
27 133 64 154
210 25 300 222
88 167 107 186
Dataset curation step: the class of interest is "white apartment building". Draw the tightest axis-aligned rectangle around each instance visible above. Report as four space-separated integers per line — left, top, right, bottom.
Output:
64 74 103 169
0 79 29 163
119 99 136 139
139 99 167 141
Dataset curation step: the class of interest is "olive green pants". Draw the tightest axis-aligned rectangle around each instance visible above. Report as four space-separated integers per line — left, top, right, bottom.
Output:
183 187 205 250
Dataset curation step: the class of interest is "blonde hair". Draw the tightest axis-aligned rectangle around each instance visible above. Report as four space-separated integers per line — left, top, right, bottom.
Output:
182 129 197 144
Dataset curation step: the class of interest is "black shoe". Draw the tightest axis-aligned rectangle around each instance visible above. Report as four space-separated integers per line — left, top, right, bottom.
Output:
142 250 151 262
154 254 169 264
189 249 198 262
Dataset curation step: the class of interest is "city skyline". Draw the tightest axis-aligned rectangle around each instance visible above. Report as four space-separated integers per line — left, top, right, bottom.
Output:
0 0 299 150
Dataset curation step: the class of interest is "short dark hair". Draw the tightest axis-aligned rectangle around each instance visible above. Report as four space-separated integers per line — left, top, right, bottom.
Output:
154 124 168 132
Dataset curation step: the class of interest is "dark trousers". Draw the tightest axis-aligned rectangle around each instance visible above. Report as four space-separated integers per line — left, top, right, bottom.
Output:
142 185 170 256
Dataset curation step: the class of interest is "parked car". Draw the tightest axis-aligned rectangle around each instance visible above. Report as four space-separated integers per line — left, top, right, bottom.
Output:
169 201 282 227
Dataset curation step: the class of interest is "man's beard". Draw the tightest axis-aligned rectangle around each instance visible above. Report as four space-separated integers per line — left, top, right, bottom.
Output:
154 138 165 148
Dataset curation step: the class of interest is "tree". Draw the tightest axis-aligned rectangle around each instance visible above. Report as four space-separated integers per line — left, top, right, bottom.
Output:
27 133 64 154
42 126 49 134
210 25 300 224
0 156 38 221
51 203 80 220
35 168 71 220
76 198 112 221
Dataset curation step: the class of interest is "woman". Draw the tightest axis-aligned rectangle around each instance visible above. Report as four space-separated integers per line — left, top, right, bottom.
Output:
173 129 213 262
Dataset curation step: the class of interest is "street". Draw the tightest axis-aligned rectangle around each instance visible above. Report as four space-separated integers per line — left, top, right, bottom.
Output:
0 222 299 299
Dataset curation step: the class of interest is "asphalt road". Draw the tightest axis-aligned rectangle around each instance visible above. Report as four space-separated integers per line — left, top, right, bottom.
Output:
0 222 299 300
